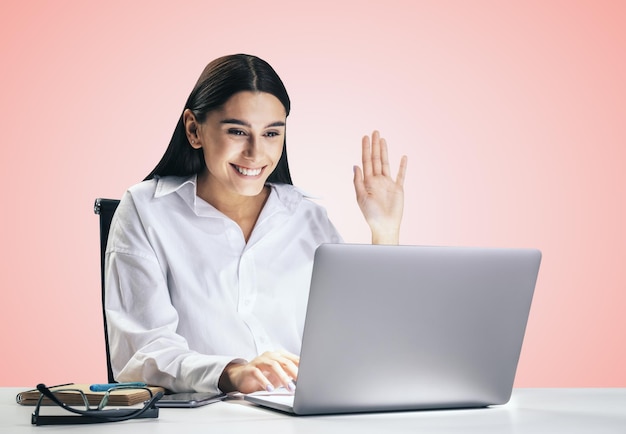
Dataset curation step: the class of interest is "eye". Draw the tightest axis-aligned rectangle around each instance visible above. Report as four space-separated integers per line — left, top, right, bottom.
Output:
264 131 281 138
228 128 247 136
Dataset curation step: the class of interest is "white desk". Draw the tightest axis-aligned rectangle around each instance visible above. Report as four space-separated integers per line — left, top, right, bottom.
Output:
2 388 625 433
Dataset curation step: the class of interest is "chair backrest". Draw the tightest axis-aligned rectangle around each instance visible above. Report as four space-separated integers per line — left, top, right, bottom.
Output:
94 198 121 383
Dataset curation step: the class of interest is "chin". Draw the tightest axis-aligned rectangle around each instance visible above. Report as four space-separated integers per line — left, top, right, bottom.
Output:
235 182 268 197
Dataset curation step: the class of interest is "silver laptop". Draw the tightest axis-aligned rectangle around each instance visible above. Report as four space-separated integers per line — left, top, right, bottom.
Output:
245 244 541 415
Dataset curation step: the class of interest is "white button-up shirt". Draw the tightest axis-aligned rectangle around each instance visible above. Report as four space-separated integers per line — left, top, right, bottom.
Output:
105 175 342 393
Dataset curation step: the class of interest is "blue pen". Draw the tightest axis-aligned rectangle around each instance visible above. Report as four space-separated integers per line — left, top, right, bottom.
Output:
89 382 147 392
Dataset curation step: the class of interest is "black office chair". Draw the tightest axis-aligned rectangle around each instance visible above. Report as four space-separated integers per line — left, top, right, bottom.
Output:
94 198 121 383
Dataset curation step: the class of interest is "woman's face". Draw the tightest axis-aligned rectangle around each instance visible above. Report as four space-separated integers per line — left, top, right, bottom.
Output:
188 91 287 199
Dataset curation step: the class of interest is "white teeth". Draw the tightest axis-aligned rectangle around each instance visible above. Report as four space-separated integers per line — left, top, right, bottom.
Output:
235 165 262 176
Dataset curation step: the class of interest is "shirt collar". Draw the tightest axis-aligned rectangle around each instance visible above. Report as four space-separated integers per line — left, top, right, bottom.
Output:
153 175 303 216
266 183 303 215
154 174 197 201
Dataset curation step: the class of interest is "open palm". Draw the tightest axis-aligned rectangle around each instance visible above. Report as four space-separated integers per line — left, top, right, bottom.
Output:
353 131 408 245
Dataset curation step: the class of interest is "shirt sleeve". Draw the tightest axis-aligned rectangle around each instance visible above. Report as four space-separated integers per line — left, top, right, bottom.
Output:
104 192 243 394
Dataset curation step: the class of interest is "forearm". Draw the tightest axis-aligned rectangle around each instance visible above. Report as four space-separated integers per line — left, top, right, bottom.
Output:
115 343 240 394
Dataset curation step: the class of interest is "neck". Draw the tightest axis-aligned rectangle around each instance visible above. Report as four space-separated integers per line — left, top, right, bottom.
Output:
196 173 270 241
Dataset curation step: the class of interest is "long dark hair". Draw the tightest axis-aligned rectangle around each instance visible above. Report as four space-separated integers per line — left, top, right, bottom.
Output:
145 54 292 184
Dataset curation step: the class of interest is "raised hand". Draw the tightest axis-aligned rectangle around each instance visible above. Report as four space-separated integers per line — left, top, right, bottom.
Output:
353 130 408 245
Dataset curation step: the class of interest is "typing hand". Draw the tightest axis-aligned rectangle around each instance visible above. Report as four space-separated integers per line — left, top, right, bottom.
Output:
219 350 299 394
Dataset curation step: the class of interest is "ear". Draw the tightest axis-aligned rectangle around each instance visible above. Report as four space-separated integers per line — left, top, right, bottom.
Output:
183 109 202 149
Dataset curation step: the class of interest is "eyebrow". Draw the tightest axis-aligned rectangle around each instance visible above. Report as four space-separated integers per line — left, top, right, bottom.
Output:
220 118 286 128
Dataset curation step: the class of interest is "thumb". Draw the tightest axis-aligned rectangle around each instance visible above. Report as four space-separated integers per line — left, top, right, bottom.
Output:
353 165 365 198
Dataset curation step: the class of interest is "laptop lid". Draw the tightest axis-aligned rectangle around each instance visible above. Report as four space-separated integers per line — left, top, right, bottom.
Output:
247 244 541 415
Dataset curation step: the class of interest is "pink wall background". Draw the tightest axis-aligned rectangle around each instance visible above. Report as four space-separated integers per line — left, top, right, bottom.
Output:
1 1 624 387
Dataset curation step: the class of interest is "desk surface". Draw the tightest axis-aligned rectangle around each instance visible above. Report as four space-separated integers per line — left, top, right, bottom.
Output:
2 388 625 433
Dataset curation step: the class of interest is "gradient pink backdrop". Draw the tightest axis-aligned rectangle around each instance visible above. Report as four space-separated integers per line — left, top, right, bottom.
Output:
1 1 624 387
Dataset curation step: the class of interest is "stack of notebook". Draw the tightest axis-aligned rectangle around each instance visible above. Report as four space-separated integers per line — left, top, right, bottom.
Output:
16 383 165 406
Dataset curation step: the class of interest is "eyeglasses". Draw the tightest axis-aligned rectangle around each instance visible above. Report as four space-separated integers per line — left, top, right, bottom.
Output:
31 383 163 426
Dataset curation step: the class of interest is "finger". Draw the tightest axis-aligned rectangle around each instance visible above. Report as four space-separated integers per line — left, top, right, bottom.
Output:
275 349 300 364
353 165 366 200
249 366 274 392
280 357 299 378
395 155 408 187
380 137 391 177
264 369 297 392
272 351 300 380
361 135 372 177
264 350 299 367
371 130 382 175
260 355 297 391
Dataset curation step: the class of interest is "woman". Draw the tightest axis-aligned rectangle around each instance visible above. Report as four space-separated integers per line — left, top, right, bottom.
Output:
105 54 407 395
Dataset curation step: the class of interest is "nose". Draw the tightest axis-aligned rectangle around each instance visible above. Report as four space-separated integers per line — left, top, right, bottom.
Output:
243 135 262 160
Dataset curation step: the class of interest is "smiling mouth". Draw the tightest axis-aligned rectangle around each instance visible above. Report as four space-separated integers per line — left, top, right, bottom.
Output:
232 164 263 177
